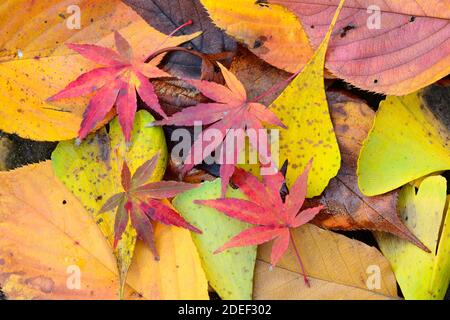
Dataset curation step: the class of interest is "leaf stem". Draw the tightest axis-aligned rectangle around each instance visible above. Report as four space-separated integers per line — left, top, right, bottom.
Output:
145 46 208 64
289 230 310 287
151 20 193 55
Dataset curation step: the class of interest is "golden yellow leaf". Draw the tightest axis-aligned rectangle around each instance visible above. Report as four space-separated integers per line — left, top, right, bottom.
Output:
255 224 397 299
269 0 344 196
199 0 313 73
0 0 200 141
0 162 208 300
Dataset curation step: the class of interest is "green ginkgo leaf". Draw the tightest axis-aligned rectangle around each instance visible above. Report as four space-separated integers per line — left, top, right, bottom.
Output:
52 110 167 296
172 179 257 300
358 86 450 196
375 176 450 300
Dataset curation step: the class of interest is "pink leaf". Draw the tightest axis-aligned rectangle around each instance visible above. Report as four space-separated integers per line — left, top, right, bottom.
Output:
78 79 122 140
285 161 312 220
215 226 283 253
116 81 137 142
194 198 274 225
269 0 450 95
135 72 167 119
48 66 125 101
113 200 130 249
141 200 201 233
121 162 132 192
134 181 198 199
131 154 159 187
67 43 124 66
114 31 133 61
270 229 290 267
187 79 238 104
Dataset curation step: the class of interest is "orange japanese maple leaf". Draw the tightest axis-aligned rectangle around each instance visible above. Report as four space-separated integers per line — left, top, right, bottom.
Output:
150 62 286 197
48 22 193 143
99 154 201 259
195 161 323 285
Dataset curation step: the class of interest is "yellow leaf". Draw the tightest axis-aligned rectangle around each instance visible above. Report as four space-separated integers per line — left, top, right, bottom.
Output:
255 224 397 299
0 0 200 141
128 214 209 300
358 87 450 196
375 176 450 300
268 0 344 196
199 0 313 73
0 162 208 300
51 110 167 296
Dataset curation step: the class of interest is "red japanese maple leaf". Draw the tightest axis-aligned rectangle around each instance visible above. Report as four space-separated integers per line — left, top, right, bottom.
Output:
48 22 193 143
194 161 323 285
99 154 201 259
149 63 286 197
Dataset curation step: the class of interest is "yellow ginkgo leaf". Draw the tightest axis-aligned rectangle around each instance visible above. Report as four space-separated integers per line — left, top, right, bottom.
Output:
375 176 450 300
358 86 450 196
0 0 200 141
199 0 313 73
0 162 208 300
51 110 167 296
268 0 344 197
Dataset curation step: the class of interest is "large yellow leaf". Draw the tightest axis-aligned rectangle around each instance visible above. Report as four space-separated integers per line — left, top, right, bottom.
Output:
255 224 397 299
0 162 208 300
199 0 313 73
0 0 200 141
51 110 167 296
268 0 344 196
375 177 450 300
358 86 450 196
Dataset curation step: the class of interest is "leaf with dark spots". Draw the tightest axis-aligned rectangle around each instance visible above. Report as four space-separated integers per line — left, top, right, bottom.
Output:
308 91 428 252
123 0 237 78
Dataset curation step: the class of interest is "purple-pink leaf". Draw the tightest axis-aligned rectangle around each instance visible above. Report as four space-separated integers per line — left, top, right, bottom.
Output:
151 62 285 198
100 155 201 256
196 162 324 284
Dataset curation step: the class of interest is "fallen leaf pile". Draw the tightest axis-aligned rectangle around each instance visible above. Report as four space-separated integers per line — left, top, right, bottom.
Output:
0 0 449 301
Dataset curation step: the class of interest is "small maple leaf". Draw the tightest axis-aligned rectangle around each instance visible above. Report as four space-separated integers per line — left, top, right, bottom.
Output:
99 154 201 259
150 62 286 197
48 22 193 143
194 160 323 286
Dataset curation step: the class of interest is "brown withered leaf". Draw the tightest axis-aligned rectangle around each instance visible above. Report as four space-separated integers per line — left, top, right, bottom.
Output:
308 91 428 251
123 0 237 78
152 79 207 115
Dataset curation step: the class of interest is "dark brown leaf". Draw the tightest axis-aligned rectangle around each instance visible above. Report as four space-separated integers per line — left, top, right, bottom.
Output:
123 0 237 78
